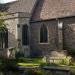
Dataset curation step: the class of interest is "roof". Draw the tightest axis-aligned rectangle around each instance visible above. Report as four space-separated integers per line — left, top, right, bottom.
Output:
32 0 75 21
0 4 8 12
6 0 37 15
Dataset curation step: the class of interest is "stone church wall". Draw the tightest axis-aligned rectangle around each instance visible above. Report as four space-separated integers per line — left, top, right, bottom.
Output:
3 13 75 57
61 17 75 50
30 20 58 56
30 17 75 57
5 18 18 49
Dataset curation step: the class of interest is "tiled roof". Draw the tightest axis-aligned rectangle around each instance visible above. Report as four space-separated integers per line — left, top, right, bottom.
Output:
32 0 75 20
0 4 8 12
7 0 37 14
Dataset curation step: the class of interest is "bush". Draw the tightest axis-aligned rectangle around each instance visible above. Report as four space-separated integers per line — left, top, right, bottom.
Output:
16 57 31 63
59 56 71 65
16 57 42 64
25 70 45 75
40 56 71 66
40 63 59 67
0 59 18 71
67 48 75 56
15 51 24 58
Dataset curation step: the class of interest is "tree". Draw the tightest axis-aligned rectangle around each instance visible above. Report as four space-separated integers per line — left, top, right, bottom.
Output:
0 12 8 49
0 12 6 32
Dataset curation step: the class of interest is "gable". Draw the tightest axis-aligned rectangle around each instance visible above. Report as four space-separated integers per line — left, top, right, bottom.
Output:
32 0 75 21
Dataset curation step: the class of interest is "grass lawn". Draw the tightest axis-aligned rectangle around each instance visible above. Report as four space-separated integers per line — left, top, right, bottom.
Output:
17 57 43 67
0 57 75 75
17 63 40 67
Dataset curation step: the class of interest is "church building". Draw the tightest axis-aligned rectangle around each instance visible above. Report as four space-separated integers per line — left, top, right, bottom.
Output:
0 0 75 57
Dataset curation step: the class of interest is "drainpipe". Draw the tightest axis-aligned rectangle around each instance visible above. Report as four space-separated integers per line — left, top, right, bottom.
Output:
57 19 63 50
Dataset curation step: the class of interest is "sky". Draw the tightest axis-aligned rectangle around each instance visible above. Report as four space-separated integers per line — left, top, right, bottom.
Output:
0 0 16 3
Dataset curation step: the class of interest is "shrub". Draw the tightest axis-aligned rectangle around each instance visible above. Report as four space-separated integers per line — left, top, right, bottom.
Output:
41 56 71 66
15 51 24 58
1 59 18 71
59 56 71 65
16 57 31 63
40 63 59 67
25 70 44 75
67 48 75 56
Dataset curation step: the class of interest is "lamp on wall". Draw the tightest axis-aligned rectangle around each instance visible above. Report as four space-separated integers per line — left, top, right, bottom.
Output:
58 22 63 29
17 24 20 28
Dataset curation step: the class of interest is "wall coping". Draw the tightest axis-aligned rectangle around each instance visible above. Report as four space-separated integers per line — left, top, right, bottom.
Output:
0 12 31 20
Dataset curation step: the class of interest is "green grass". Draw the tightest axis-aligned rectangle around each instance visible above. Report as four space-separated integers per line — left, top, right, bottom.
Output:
1 57 75 75
17 57 43 63
17 57 43 67
17 63 40 67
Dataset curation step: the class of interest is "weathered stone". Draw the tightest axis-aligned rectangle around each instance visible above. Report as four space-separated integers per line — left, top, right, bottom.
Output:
30 20 58 56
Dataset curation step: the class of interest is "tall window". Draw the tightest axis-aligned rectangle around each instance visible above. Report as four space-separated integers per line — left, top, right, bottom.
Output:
22 25 29 45
0 29 8 49
40 24 48 43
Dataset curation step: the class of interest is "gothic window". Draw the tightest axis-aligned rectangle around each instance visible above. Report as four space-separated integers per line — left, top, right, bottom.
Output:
0 29 8 49
22 25 29 45
40 24 48 43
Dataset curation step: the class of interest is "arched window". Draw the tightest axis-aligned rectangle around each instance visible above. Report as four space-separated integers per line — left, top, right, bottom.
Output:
40 24 48 43
0 29 8 49
22 25 29 45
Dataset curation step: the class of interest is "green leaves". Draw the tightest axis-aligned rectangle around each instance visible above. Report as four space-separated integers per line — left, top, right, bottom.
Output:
0 13 7 32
